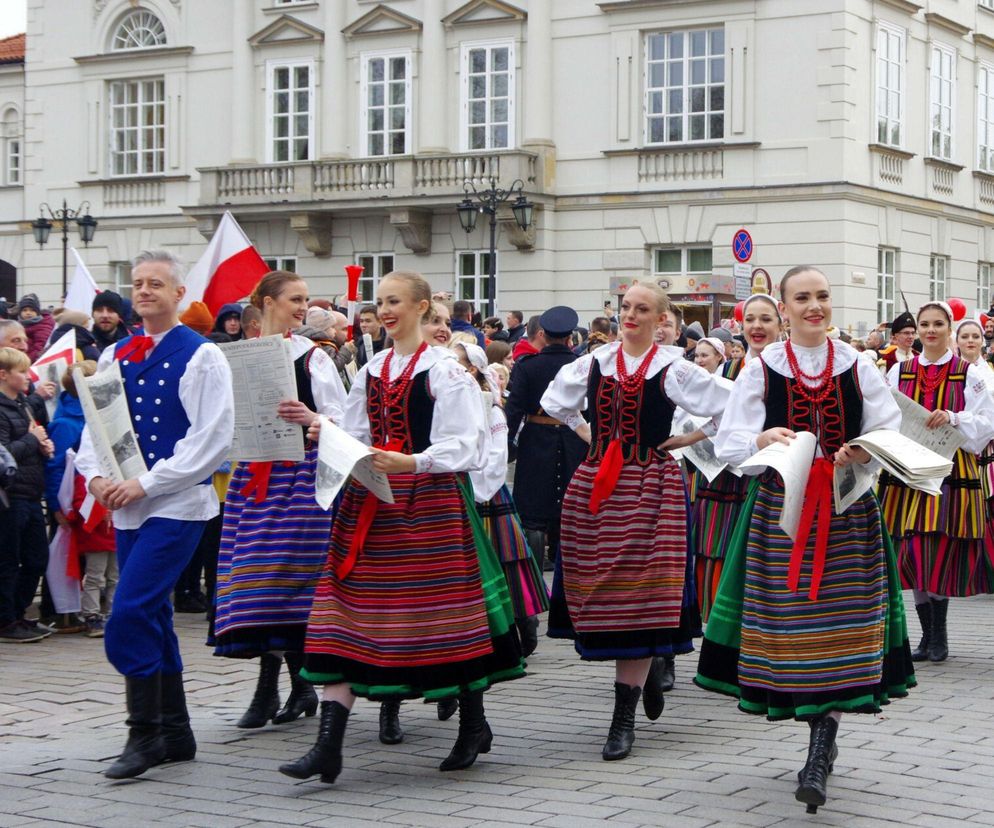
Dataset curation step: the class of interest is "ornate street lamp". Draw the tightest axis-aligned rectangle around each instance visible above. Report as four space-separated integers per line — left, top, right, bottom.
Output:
456 178 533 317
31 200 99 295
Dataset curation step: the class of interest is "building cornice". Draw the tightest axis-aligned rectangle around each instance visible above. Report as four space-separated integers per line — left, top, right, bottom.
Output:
73 45 193 64
602 141 760 157
923 12 971 38
923 156 964 172
597 0 723 11
974 32 994 51
875 0 923 16
249 15 324 47
343 4 422 38
442 0 527 28
868 143 916 160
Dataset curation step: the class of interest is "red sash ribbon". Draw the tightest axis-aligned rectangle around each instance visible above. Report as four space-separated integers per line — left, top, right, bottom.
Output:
336 438 404 581
240 461 293 504
588 438 624 515
116 335 155 364
787 457 834 601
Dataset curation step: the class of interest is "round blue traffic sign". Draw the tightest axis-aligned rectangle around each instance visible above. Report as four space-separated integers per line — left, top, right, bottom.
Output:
732 228 753 263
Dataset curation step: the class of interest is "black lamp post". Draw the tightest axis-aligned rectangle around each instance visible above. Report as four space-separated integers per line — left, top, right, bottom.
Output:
31 199 98 296
457 178 533 318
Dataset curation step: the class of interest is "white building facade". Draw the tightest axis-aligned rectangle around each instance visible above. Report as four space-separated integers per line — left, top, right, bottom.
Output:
4 0 994 333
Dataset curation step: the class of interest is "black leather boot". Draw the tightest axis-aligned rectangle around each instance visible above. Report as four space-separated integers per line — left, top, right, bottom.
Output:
160 672 196 763
928 598 949 662
236 653 281 728
378 699 404 744
602 682 641 761
439 691 492 771
278 700 350 783
795 716 839 813
517 616 539 658
272 652 318 725
642 658 666 721
659 655 676 692
524 529 547 573
105 674 167 779
436 697 458 721
797 718 839 783
911 602 932 662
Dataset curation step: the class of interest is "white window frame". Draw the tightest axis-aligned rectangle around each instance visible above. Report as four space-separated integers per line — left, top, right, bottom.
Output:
979 262 993 311
877 247 897 324
651 246 714 283
354 253 395 302
359 50 412 157
644 28 725 145
982 0 994 10
265 58 315 164
459 40 515 152
110 261 132 295
455 250 498 312
262 256 297 273
929 254 949 301
111 9 167 51
978 63 994 171
5 137 19 185
929 43 955 160
108 77 165 177
875 21 906 149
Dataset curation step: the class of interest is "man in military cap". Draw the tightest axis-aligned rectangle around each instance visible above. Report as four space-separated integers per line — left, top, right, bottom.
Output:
505 306 587 589
877 310 918 371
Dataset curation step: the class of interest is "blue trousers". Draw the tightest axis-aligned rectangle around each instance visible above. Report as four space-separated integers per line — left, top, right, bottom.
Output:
106 517 206 678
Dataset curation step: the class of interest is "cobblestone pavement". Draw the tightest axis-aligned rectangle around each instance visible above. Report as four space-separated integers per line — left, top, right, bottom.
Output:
3 594 994 828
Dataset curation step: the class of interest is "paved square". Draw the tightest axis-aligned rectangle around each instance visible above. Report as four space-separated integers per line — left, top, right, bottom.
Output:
3 594 994 827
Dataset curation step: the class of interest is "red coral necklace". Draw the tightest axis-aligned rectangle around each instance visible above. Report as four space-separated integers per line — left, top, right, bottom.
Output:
616 343 658 392
784 338 836 405
380 341 428 408
916 358 948 397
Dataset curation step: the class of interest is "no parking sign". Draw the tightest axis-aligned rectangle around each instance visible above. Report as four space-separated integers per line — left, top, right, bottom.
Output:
732 228 753 263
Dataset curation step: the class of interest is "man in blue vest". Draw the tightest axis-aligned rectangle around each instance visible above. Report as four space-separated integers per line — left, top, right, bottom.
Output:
76 249 234 779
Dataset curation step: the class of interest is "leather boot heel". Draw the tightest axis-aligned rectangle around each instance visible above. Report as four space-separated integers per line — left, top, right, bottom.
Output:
928 598 949 662
911 602 931 662
105 674 167 779
602 683 641 761
279 701 350 784
237 653 282 728
795 716 839 814
439 692 492 771
272 652 319 725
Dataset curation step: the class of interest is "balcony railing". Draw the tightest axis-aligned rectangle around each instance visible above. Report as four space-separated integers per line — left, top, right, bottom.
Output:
199 151 542 206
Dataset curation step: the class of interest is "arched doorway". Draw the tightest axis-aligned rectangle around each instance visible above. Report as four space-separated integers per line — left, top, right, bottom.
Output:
0 259 15 310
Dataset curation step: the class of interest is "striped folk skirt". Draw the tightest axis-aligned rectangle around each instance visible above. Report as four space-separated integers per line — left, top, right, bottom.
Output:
978 440 994 520
691 467 748 624
212 451 332 658
476 484 549 620
302 472 524 700
879 449 994 597
551 455 697 660
696 476 916 720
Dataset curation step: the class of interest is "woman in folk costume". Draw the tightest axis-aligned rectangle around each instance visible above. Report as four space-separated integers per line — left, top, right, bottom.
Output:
212 271 347 729
452 340 548 659
282 271 523 785
696 266 915 814
879 302 994 664
541 282 730 762
956 319 994 537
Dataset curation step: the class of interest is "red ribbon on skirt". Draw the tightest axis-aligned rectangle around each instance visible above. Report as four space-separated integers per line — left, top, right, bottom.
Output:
240 461 294 504
787 457 834 601
588 438 624 515
336 438 404 581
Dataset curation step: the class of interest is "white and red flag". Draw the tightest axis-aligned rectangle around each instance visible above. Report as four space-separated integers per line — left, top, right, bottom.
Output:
181 211 269 316
63 247 101 315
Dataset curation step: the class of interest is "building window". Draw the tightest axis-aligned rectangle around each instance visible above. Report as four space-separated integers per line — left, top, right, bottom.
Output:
929 254 948 301
645 28 724 144
461 41 514 151
979 262 993 311
2 108 19 186
111 10 166 50
262 256 297 273
456 250 496 311
6 139 19 185
876 23 905 147
652 246 713 283
267 60 314 163
979 65 994 171
877 248 897 324
929 45 955 160
355 253 395 302
361 53 411 157
982 0 994 9
109 78 165 176
111 261 132 295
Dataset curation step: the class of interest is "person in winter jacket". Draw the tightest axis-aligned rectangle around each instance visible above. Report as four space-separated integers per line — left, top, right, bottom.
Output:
212 303 244 340
50 310 101 362
0 346 55 643
91 291 131 353
17 294 56 362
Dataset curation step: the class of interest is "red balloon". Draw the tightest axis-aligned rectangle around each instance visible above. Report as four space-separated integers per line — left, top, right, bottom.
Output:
733 300 745 323
948 297 967 321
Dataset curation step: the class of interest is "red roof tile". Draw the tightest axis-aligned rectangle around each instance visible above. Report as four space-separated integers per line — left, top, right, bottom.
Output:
0 33 25 65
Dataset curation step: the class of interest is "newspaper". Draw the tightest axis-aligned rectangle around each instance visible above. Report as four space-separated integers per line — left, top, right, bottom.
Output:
74 361 148 483
850 429 952 496
833 458 877 513
739 432 818 540
891 390 966 460
219 335 305 462
667 412 739 482
314 419 394 510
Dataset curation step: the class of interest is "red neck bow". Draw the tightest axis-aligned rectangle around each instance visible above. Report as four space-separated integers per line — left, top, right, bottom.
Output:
116 335 156 364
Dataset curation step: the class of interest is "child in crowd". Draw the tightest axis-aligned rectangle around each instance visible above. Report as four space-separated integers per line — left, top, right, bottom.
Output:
16 294 55 362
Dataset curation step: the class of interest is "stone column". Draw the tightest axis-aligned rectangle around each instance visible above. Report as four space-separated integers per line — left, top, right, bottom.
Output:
418 0 447 154
522 1 553 149
321 0 348 158
230 0 254 162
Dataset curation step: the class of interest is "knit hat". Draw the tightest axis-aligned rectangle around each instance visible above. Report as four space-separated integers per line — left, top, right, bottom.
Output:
18 293 41 314
708 327 733 343
92 290 124 317
180 301 214 335
306 307 334 333
684 321 705 342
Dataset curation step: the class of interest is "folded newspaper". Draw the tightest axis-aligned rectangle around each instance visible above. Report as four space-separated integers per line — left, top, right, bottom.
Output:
74 361 148 483
666 411 740 483
314 419 394 510
890 390 965 460
849 429 952 497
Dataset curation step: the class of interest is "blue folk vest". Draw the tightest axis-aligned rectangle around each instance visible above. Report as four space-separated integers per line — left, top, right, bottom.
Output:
115 325 211 481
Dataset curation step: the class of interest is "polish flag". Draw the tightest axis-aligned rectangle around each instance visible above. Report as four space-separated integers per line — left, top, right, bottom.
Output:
63 247 101 314
29 328 76 384
181 211 269 316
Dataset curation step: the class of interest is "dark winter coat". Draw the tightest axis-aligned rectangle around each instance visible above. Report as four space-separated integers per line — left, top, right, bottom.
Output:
22 312 55 361
0 392 46 501
49 323 101 362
